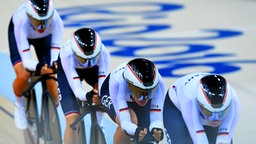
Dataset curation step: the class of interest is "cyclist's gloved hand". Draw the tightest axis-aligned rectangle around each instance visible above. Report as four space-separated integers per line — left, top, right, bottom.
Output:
35 62 47 76
134 127 147 142
50 61 58 72
151 127 164 143
85 90 96 103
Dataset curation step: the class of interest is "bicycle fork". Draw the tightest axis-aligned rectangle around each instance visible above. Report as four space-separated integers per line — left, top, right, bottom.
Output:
39 93 52 141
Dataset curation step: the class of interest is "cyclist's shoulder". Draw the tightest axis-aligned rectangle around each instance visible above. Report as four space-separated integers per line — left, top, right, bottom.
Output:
12 5 28 23
168 73 208 89
51 10 64 26
110 63 127 79
99 44 110 57
113 62 127 72
60 40 73 57
13 4 26 15
97 46 110 63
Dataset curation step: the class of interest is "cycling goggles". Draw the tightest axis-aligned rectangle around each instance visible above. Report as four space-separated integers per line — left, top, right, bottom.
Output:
74 52 100 66
199 104 229 121
28 14 53 30
128 83 156 101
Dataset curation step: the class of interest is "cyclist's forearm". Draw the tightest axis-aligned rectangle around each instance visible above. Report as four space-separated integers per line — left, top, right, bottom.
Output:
120 120 137 136
50 47 60 65
22 57 38 71
74 88 87 101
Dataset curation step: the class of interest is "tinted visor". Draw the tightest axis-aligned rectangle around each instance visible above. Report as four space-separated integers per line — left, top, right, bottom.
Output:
199 104 229 121
128 83 155 101
28 14 53 30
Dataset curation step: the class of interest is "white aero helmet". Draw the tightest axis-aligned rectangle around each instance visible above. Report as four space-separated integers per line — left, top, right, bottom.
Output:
71 28 102 59
123 58 159 90
26 0 54 31
26 0 54 20
123 58 159 105
197 74 232 120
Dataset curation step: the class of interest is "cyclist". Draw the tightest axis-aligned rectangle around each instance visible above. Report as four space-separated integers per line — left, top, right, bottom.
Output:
163 73 240 144
8 0 64 129
57 28 110 144
100 58 166 144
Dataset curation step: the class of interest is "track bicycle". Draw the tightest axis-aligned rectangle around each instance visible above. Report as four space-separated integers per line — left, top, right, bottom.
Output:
23 71 62 144
70 100 107 144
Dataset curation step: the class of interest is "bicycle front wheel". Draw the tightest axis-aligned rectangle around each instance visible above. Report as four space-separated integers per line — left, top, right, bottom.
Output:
40 91 62 144
77 119 86 144
23 88 39 144
90 123 107 144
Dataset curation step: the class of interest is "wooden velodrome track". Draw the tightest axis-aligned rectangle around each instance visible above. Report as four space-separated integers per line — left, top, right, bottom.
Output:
1 0 256 143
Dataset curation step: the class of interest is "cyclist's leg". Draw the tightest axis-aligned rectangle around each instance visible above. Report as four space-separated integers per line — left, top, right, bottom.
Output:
163 92 193 144
8 20 31 129
30 35 59 106
13 63 30 126
113 109 138 144
46 77 59 105
64 114 80 143
13 63 30 102
57 58 82 144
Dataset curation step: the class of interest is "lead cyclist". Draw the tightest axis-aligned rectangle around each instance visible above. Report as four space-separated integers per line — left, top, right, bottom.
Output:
8 0 64 130
163 73 240 144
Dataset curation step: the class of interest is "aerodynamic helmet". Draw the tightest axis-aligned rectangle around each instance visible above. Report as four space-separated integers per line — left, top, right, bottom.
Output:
123 58 159 102
26 0 54 30
71 28 102 60
197 74 232 121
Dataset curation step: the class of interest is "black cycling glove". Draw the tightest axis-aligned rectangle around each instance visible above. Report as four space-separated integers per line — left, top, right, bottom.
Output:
35 62 47 76
151 127 164 142
85 90 96 103
134 127 145 141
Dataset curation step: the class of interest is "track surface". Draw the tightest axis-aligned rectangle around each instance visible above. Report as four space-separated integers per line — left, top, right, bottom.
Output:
1 0 256 143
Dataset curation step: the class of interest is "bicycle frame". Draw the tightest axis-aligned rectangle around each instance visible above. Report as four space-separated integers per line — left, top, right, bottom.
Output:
23 72 62 144
70 101 107 144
